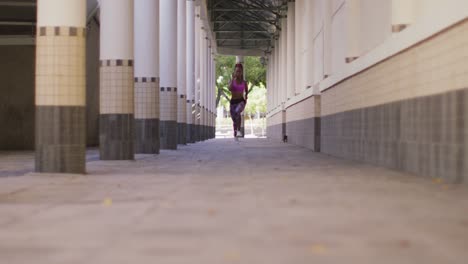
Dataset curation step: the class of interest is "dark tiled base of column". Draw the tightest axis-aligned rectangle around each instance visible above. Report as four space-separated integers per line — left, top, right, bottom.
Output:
208 126 212 139
240 126 245 138
208 126 213 139
35 106 86 173
160 120 178 150
286 117 321 152
191 124 200 143
135 118 160 154
321 88 467 183
100 114 134 160
200 125 206 141
186 124 194 143
178 123 187 145
194 125 201 142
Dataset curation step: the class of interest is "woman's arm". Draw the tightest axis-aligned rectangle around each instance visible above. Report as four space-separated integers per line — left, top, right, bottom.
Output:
228 73 234 91
244 81 248 100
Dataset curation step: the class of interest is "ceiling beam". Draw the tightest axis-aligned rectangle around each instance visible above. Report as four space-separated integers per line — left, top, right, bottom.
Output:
214 20 276 23
217 46 269 49
212 8 279 11
0 2 36 7
214 30 268 33
0 21 35 26
217 38 271 41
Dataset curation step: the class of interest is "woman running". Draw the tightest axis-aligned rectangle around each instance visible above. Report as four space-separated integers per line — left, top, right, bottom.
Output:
229 63 248 140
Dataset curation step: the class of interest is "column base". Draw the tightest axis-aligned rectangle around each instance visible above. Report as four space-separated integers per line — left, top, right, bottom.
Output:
178 122 187 145
35 106 86 174
186 123 193 143
194 124 200 142
100 114 134 160
160 120 178 149
135 118 160 154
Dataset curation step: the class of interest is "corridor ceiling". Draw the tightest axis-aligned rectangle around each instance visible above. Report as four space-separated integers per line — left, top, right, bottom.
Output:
0 0 35 35
0 0 285 57
0 0 98 36
207 0 287 56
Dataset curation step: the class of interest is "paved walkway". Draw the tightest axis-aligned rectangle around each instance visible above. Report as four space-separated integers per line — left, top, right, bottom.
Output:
1 138 468 264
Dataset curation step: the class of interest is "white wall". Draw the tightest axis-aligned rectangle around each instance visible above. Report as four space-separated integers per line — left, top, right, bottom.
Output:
359 0 392 55
268 0 468 115
331 3 347 75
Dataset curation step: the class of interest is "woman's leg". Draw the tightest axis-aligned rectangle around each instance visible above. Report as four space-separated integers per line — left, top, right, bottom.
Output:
230 103 238 136
235 101 244 134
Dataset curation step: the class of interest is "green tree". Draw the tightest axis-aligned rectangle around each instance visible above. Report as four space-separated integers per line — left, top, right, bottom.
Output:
244 56 266 88
215 55 266 109
244 83 266 117
215 56 235 109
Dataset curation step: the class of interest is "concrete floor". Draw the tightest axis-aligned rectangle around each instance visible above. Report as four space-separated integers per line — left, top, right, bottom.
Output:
1 138 468 264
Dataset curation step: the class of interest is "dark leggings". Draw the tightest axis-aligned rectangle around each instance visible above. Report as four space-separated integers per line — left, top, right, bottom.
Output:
230 98 246 133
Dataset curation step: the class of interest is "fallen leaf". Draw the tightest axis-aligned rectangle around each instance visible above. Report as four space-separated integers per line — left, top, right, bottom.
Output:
289 198 298 205
309 244 327 255
398 239 411 248
103 198 112 206
224 250 240 261
433 178 443 184
207 208 217 216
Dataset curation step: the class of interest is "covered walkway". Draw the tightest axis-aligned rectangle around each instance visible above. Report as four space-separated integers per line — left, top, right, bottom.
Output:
1 139 468 263
0 0 468 262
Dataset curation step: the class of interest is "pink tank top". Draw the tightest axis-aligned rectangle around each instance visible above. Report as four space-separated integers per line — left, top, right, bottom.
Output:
231 80 245 93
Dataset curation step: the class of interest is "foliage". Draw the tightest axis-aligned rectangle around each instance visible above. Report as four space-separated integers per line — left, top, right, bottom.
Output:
244 83 266 117
215 55 267 114
244 56 266 87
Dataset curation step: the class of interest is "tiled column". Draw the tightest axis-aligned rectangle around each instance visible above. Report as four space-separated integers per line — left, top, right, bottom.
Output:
274 40 279 108
207 50 211 139
287 0 295 100
194 7 201 142
160 0 178 149
35 0 86 173
266 57 270 112
271 54 274 108
278 32 283 105
186 0 195 143
212 55 216 139
202 38 208 140
199 23 206 141
177 0 187 145
134 0 160 154
210 54 214 139
99 0 134 160
281 17 288 103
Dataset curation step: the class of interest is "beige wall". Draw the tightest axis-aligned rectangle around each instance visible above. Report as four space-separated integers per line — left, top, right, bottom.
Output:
266 110 284 141
286 96 320 123
268 0 468 120
322 19 468 116
267 110 283 127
